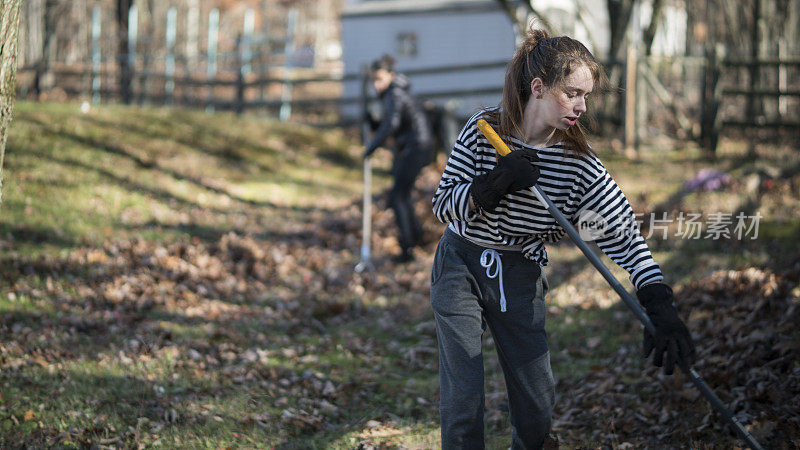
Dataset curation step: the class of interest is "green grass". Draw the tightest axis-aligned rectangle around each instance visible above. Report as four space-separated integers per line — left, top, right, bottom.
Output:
1 102 371 256
1 101 799 448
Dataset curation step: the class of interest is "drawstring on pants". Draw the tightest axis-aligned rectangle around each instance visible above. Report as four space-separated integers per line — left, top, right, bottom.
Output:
480 249 507 312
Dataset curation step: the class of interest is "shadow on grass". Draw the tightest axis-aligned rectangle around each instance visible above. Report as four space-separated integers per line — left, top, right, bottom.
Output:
80 112 361 185
79 114 278 175
17 115 318 212
120 221 247 242
31 151 210 212
0 222 79 250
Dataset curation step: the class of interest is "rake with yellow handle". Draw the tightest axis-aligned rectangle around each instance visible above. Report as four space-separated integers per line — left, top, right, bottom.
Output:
475 118 763 450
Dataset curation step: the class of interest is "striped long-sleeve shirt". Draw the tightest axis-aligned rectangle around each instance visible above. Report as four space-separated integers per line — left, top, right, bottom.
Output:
432 111 663 289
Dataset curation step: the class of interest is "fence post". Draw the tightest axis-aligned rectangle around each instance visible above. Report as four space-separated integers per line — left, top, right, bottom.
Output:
136 4 151 106
700 44 723 155
623 44 638 157
91 5 101 105
235 36 244 115
747 0 761 123
258 19 268 107
165 7 177 106
185 0 200 106
127 5 137 103
778 38 788 118
186 0 199 68
241 9 254 76
119 2 135 104
235 10 254 115
279 8 297 122
443 100 459 157
206 8 219 113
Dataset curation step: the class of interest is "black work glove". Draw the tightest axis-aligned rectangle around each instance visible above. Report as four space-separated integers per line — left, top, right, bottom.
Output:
637 283 696 375
469 148 540 211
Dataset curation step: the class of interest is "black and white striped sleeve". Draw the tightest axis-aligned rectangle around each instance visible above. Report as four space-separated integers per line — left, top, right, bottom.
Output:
575 168 664 289
431 116 483 224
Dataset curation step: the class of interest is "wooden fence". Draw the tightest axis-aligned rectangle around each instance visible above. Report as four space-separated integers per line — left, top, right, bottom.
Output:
701 45 800 152
16 59 509 122
16 49 799 152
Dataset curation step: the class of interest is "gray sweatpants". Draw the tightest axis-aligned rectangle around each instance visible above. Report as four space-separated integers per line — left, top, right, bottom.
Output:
430 228 555 450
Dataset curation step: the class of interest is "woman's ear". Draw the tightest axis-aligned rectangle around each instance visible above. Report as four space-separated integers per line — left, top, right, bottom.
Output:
530 78 544 99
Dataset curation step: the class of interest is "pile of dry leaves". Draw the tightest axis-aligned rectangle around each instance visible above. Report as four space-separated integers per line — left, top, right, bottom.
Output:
552 263 800 448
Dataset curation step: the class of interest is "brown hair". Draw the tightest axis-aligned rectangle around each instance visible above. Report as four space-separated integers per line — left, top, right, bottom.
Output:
370 54 396 74
483 27 609 156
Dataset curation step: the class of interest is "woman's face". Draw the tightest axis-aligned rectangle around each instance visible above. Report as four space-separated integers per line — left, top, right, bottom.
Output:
372 69 393 94
537 63 594 131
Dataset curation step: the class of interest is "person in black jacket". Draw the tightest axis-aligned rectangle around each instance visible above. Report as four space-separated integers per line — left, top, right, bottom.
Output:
364 55 433 263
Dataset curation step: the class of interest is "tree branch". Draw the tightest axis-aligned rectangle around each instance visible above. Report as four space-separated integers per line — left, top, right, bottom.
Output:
493 0 555 34
643 0 665 56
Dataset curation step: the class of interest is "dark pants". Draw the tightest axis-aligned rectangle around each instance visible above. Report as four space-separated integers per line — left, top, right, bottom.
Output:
430 229 555 449
390 144 430 253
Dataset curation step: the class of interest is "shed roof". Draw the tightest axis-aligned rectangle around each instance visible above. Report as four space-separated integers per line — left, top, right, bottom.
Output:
342 0 500 18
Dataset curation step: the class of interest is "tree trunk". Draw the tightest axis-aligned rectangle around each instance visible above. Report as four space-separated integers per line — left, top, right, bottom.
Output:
117 0 132 104
33 0 59 98
0 0 23 208
747 0 760 121
606 0 635 62
643 0 664 56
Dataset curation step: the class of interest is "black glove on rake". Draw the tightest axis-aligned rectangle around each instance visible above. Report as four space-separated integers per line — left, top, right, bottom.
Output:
637 283 696 375
470 148 540 211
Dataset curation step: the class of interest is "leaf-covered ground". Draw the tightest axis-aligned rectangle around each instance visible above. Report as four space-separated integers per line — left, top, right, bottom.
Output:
1 102 798 448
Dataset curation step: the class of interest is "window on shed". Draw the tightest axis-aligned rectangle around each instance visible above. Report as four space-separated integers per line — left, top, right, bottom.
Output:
396 32 417 56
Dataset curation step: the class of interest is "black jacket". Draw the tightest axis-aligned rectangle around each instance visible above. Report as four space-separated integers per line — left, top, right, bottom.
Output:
365 74 433 155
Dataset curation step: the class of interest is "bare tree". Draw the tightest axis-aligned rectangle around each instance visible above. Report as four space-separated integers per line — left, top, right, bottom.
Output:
606 0 635 62
117 0 132 104
688 0 796 57
493 0 555 35
495 0 655 63
642 0 664 56
0 0 23 208
32 0 64 98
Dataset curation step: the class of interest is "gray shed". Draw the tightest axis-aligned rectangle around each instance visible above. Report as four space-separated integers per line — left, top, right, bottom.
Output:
340 0 516 119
